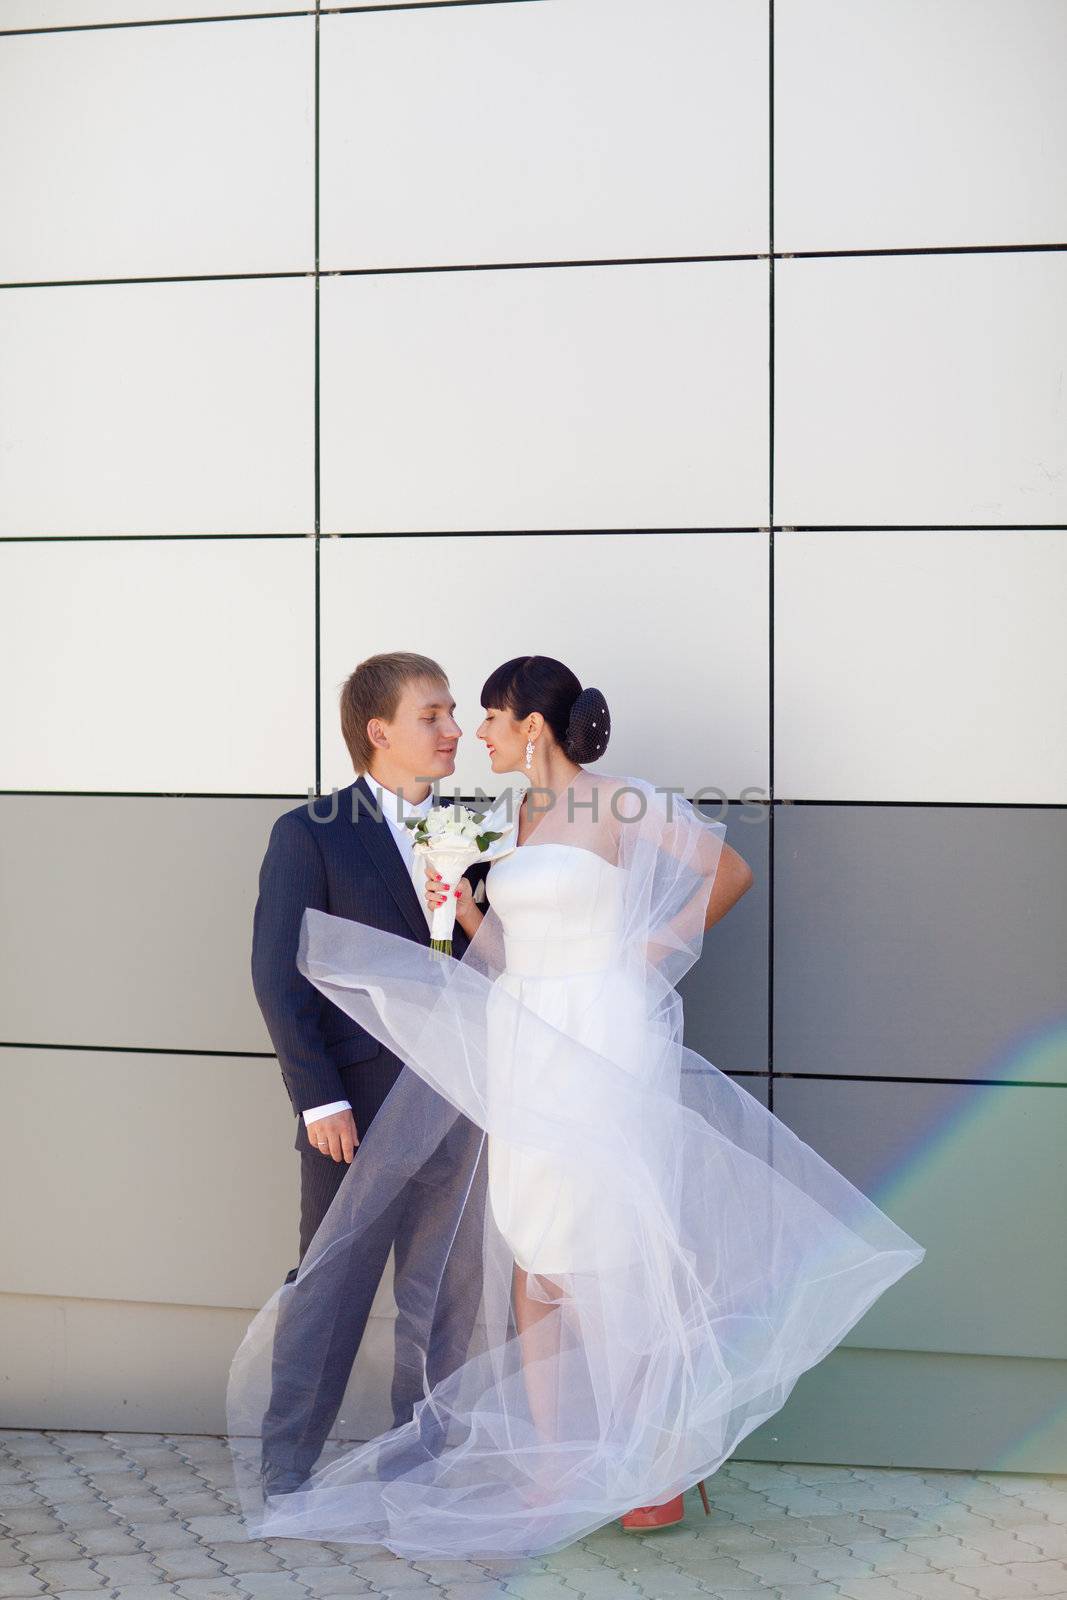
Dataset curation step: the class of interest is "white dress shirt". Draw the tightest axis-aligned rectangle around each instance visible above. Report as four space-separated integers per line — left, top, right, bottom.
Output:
303 775 435 1128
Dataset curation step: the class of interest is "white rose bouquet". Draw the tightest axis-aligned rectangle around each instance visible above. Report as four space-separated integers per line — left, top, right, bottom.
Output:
405 802 514 956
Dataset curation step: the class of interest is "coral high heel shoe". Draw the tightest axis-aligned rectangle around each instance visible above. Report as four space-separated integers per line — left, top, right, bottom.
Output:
620 1479 711 1531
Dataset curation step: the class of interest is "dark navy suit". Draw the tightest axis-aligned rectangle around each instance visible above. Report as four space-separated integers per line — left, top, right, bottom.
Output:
251 773 491 1481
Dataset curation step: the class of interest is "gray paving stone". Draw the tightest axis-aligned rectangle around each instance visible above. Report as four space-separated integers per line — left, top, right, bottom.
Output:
0 1512 62 1538
756 1488 847 1517
263 1539 343 1569
892 1576 1008 1600
88 1552 170 1585
331 1555 431 1589
108 1497 173 1522
0 1547 22 1572
50 1501 119 1531
637 1556 763 1589
0 1494 40 1514
540 1547 612 1570
224 1575 307 1597
409 1559 495 1581
955 1528 1055 1564
12 1531 86 1562
732 1551 821 1583
71 1525 144 1556
437 1586 512 1600
0 1573 47 1600
168 1581 243 1599
912 1507 1005 1538
291 1573 375 1596
1003 1562 1067 1596
85 1470 151 1496
678 1524 777 1556
858 1512 944 1539
831 1581 910 1600
184 1515 248 1543
768 1587 845 1600
20 1559 106 1590
949 1563 1062 1597
103 1446 173 1459
15 1459 83 1482
496 1578 573 1599
151 1549 230 1581
980 1509 1056 1532
784 1545 879 1581
124 1520 198 1552
618 1566 708 1594
841 1539 935 1574
208 1541 286 1574
546 1575 640 1598
107 1588 175 1598
320 1542 394 1560
1013 1524 1067 1560
155 1494 230 1519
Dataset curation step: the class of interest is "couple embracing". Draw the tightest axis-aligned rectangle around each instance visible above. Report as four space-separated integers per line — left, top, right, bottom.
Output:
226 650 924 1560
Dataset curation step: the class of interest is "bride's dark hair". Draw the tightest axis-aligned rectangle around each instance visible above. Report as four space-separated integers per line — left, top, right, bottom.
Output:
480 655 611 764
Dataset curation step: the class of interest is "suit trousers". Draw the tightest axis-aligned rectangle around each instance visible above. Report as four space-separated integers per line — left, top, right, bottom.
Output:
261 1058 487 1480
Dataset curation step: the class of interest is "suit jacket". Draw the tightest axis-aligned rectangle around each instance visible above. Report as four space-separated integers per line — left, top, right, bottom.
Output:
251 774 492 1118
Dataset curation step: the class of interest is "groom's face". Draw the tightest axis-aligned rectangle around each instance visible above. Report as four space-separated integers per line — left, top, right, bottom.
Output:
384 679 461 782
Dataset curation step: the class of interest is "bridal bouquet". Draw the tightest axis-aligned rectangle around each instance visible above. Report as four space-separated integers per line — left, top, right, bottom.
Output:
405 803 514 956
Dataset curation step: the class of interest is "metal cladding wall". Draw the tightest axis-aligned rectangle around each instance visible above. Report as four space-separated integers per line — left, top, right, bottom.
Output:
0 0 1064 1471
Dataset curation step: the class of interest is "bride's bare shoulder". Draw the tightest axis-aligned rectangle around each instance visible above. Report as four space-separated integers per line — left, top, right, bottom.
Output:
579 771 649 812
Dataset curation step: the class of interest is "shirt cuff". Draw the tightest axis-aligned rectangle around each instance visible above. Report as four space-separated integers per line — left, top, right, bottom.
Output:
302 1099 352 1126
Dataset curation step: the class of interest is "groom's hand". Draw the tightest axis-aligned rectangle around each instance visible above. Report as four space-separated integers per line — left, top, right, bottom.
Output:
308 1108 359 1163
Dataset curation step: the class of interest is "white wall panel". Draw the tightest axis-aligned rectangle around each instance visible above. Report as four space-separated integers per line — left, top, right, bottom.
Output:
320 262 768 533
318 531 769 800
774 529 1067 804
0 278 314 537
0 17 314 282
1 1 302 24
0 539 316 792
775 253 1067 528
776 0 1067 252
320 0 768 270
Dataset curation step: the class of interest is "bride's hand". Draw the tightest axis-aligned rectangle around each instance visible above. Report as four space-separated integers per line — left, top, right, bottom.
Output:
425 867 474 919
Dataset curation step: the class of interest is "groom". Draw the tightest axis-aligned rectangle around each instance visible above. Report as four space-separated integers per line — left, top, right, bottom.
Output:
251 651 492 1491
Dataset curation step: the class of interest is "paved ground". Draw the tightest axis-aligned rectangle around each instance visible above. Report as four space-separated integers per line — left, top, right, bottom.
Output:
0 1431 1064 1600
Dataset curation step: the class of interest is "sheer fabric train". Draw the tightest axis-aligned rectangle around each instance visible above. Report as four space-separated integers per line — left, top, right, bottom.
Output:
226 770 925 1557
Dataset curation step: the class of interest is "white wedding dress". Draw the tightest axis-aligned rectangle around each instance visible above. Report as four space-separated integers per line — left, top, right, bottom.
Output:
485 841 643 1275
226 771 925 1559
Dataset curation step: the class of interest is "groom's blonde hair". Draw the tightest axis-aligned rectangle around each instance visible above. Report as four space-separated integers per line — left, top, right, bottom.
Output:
341 651 450 776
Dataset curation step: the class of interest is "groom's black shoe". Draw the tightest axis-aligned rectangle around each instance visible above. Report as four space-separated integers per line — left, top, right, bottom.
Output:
260 1463 310 1498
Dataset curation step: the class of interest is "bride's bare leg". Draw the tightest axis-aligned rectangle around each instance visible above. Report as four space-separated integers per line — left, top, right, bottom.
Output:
511 1263 564 1453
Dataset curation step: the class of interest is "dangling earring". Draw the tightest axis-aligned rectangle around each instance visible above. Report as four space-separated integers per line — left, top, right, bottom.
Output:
524 739 535 771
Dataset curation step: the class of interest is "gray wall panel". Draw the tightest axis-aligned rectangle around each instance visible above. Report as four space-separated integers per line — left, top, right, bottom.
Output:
774 804 1067 1084
773 1077 1067 1362
0 794 296 1053
679 802 769 1073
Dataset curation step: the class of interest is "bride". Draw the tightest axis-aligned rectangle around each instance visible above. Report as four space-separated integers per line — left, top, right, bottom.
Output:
226 655 924 1559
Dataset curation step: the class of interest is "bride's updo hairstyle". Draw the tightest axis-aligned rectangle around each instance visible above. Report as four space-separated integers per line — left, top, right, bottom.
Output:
480 655 612 764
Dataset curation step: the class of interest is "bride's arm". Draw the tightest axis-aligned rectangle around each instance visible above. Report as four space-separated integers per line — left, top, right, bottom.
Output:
638 812 753 968
702 841 754 931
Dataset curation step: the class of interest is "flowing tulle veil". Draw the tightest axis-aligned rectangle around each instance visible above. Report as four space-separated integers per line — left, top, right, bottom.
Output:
225 769 924 1557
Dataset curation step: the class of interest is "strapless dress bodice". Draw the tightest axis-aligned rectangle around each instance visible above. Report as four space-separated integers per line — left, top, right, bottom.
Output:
485 841 624 978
